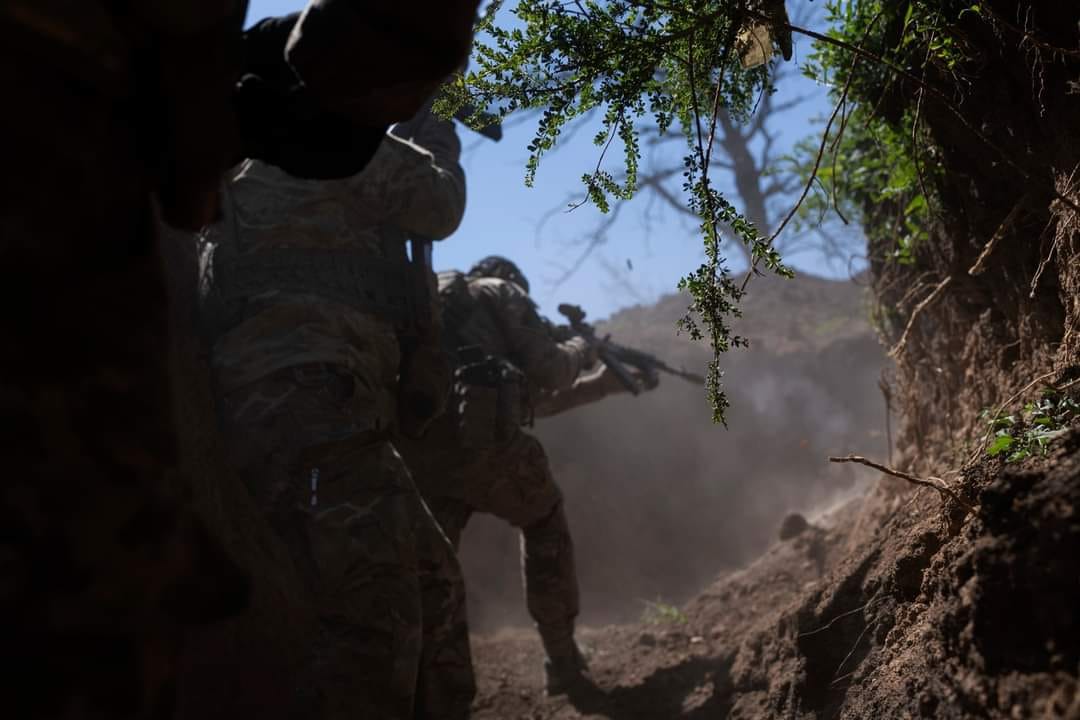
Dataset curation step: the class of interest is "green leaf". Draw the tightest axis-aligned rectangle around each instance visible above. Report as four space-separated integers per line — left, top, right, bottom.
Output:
986 434 1015 456
1007 448 1032 463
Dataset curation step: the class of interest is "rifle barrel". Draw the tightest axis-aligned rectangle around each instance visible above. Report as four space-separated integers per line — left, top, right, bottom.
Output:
606 342 705 386
665 367 706 386
599 348 642 396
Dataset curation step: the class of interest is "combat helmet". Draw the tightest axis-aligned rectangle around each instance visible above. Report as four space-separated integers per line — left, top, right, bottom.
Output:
468 256 530 294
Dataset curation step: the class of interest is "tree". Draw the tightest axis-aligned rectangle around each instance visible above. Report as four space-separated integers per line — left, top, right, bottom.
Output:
538 61 839 295
535 2 859 286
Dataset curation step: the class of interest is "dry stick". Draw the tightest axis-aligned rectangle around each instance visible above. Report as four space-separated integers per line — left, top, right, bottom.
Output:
1029 231 1063 298
1053 376 1080 393
1030 176 1079 297
895 277 932 312
895 271 936 310
831 670 858 687
888 275 953 359
829 455 978 516
968 198 1028 276
967 369 1062 465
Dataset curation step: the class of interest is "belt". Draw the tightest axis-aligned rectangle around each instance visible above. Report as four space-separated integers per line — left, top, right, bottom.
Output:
211 247 415 330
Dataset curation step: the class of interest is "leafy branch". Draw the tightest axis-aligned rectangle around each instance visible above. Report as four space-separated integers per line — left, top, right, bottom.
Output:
439 0 796 423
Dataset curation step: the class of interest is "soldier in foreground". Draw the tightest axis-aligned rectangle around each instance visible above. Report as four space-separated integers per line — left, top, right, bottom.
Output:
397 256 661 696
1 1 481 716
203 96 469 718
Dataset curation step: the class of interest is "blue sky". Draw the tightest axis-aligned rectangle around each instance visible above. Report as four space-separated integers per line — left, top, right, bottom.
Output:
245 1 858 319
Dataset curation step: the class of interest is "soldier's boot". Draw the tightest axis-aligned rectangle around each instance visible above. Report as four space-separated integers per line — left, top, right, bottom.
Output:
539 626 590 697
521 499 587 696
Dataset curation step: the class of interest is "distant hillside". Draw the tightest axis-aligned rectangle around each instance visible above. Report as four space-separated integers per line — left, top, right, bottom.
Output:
458 273 890 630
601 273 874 357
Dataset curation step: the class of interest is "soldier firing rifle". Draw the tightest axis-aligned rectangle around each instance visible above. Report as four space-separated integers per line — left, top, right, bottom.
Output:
557 303 706 395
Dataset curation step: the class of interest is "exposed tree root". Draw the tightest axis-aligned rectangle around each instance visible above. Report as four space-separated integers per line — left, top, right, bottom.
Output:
828 454 978 516
887 275 952 359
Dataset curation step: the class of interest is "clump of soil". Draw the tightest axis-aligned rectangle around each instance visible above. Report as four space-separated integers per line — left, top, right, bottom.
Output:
778 513 811 541
470 430 1080 719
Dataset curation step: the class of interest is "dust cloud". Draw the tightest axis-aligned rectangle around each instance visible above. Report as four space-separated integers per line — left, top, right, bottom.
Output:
457 274 889 630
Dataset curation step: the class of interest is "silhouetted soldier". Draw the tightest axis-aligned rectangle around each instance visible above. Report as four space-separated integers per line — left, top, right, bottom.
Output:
0 1 480 716
397 256 658 697
202 100 470 717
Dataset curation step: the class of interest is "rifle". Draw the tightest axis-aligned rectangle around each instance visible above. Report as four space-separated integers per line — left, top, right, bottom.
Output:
557 303 706 396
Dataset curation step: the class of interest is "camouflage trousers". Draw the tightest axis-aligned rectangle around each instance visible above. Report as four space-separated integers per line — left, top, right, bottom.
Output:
399 419 581 660
218 362 474 719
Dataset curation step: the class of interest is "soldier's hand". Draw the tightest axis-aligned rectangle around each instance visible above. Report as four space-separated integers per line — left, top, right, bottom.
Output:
638 368 660 392
565 336 599 370
234 74 387 178
582 340 601 370
286 0 482 125
594 363 655 395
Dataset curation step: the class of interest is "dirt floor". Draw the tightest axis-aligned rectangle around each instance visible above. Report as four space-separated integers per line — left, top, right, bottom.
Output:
469 431 1080 719
469 492 868 719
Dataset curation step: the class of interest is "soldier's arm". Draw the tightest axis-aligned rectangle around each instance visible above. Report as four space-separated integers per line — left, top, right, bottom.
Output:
347 114 466 240
285 0 482 124
532 364 640 418
484 284 590 393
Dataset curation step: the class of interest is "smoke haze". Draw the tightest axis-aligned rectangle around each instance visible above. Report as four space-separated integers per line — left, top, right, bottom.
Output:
457 274 889 630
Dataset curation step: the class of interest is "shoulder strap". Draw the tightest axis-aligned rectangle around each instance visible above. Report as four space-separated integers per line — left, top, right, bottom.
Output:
437 271 474 357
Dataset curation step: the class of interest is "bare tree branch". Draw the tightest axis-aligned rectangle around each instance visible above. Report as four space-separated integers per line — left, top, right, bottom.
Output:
597 254 651 305
546 200 629 290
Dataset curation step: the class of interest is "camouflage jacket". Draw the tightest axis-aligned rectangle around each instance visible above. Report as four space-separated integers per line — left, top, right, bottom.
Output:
209 108 464 391
438 272 589 395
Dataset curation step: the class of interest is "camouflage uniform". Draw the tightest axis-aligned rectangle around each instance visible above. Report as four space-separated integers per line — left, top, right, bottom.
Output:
204 108 472 719
397 268 597 679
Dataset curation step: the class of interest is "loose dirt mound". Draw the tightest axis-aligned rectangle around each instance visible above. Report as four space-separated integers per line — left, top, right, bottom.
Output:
470 432 1080 719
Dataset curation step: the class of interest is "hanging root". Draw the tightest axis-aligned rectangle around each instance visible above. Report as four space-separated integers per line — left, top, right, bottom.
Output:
888 276 952 359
